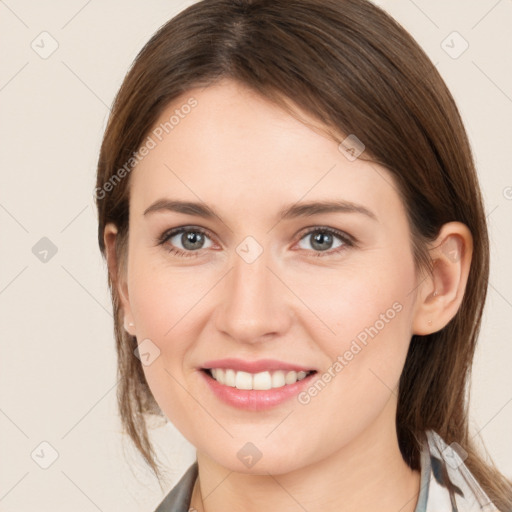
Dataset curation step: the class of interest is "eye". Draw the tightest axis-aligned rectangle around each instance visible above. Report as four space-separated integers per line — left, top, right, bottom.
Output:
157 225 355 259
157 226 215 258
295 227 354 257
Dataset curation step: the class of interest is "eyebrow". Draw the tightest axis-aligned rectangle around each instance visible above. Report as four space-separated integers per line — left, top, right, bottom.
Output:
143 199 378 222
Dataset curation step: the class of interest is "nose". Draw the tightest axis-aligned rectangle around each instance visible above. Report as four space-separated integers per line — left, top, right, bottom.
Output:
213 247 293 345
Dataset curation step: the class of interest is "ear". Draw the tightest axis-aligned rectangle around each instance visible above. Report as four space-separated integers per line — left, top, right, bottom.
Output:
103 222 136 336
411 221 473 335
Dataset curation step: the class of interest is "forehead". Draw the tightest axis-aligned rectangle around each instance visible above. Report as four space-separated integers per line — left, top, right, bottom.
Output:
129 79 403 224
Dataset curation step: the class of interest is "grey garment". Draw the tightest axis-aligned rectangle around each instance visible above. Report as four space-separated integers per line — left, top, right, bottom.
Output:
152 430 499 512
153 460 198 512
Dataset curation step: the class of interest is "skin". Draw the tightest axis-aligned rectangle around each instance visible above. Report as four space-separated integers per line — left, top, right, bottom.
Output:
104 78 473 512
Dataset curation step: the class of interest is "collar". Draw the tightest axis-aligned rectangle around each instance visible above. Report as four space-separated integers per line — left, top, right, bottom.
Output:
153 429 498 512
414 429 498 512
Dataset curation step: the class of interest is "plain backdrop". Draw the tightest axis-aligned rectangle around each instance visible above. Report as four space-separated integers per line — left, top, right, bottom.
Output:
0 0 511 510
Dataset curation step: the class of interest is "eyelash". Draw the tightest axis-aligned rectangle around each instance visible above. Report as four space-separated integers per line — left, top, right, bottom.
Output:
156 226 355 259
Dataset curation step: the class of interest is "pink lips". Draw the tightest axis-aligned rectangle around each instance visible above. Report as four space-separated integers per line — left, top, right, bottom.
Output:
201 357 316 373
198 358 318 411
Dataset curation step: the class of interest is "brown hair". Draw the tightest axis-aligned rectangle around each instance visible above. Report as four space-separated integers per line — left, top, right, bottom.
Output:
95 0 512 507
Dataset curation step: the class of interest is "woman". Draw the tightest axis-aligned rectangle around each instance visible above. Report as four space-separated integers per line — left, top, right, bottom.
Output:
95 0 512 510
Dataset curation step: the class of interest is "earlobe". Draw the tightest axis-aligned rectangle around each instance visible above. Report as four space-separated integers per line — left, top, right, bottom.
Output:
123 318 136 335
103 222 136 336
411 222 473 335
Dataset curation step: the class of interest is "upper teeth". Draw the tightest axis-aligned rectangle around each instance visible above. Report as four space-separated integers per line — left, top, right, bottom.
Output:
209 369 310 390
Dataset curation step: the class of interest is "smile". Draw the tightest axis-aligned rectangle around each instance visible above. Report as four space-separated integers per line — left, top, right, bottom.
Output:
205 368 314 390
199 368 318 411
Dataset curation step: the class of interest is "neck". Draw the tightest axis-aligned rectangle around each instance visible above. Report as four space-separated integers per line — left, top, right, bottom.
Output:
190 401 421 512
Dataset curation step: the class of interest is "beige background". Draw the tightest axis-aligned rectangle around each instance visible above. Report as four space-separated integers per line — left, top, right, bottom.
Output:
1 0 511 510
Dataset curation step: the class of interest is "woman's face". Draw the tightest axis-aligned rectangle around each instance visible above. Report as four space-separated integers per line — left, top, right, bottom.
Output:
117 78 423 474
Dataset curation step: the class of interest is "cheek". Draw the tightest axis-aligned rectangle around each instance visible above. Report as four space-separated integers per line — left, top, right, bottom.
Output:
285 252 416 352
125 251 197 377
291 251 416 412
128 257 204 437
127 247 210 341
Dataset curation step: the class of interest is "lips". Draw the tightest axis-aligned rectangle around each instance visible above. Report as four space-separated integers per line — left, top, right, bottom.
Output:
197 358 319 410
200 358 317 374
198 366 318 410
